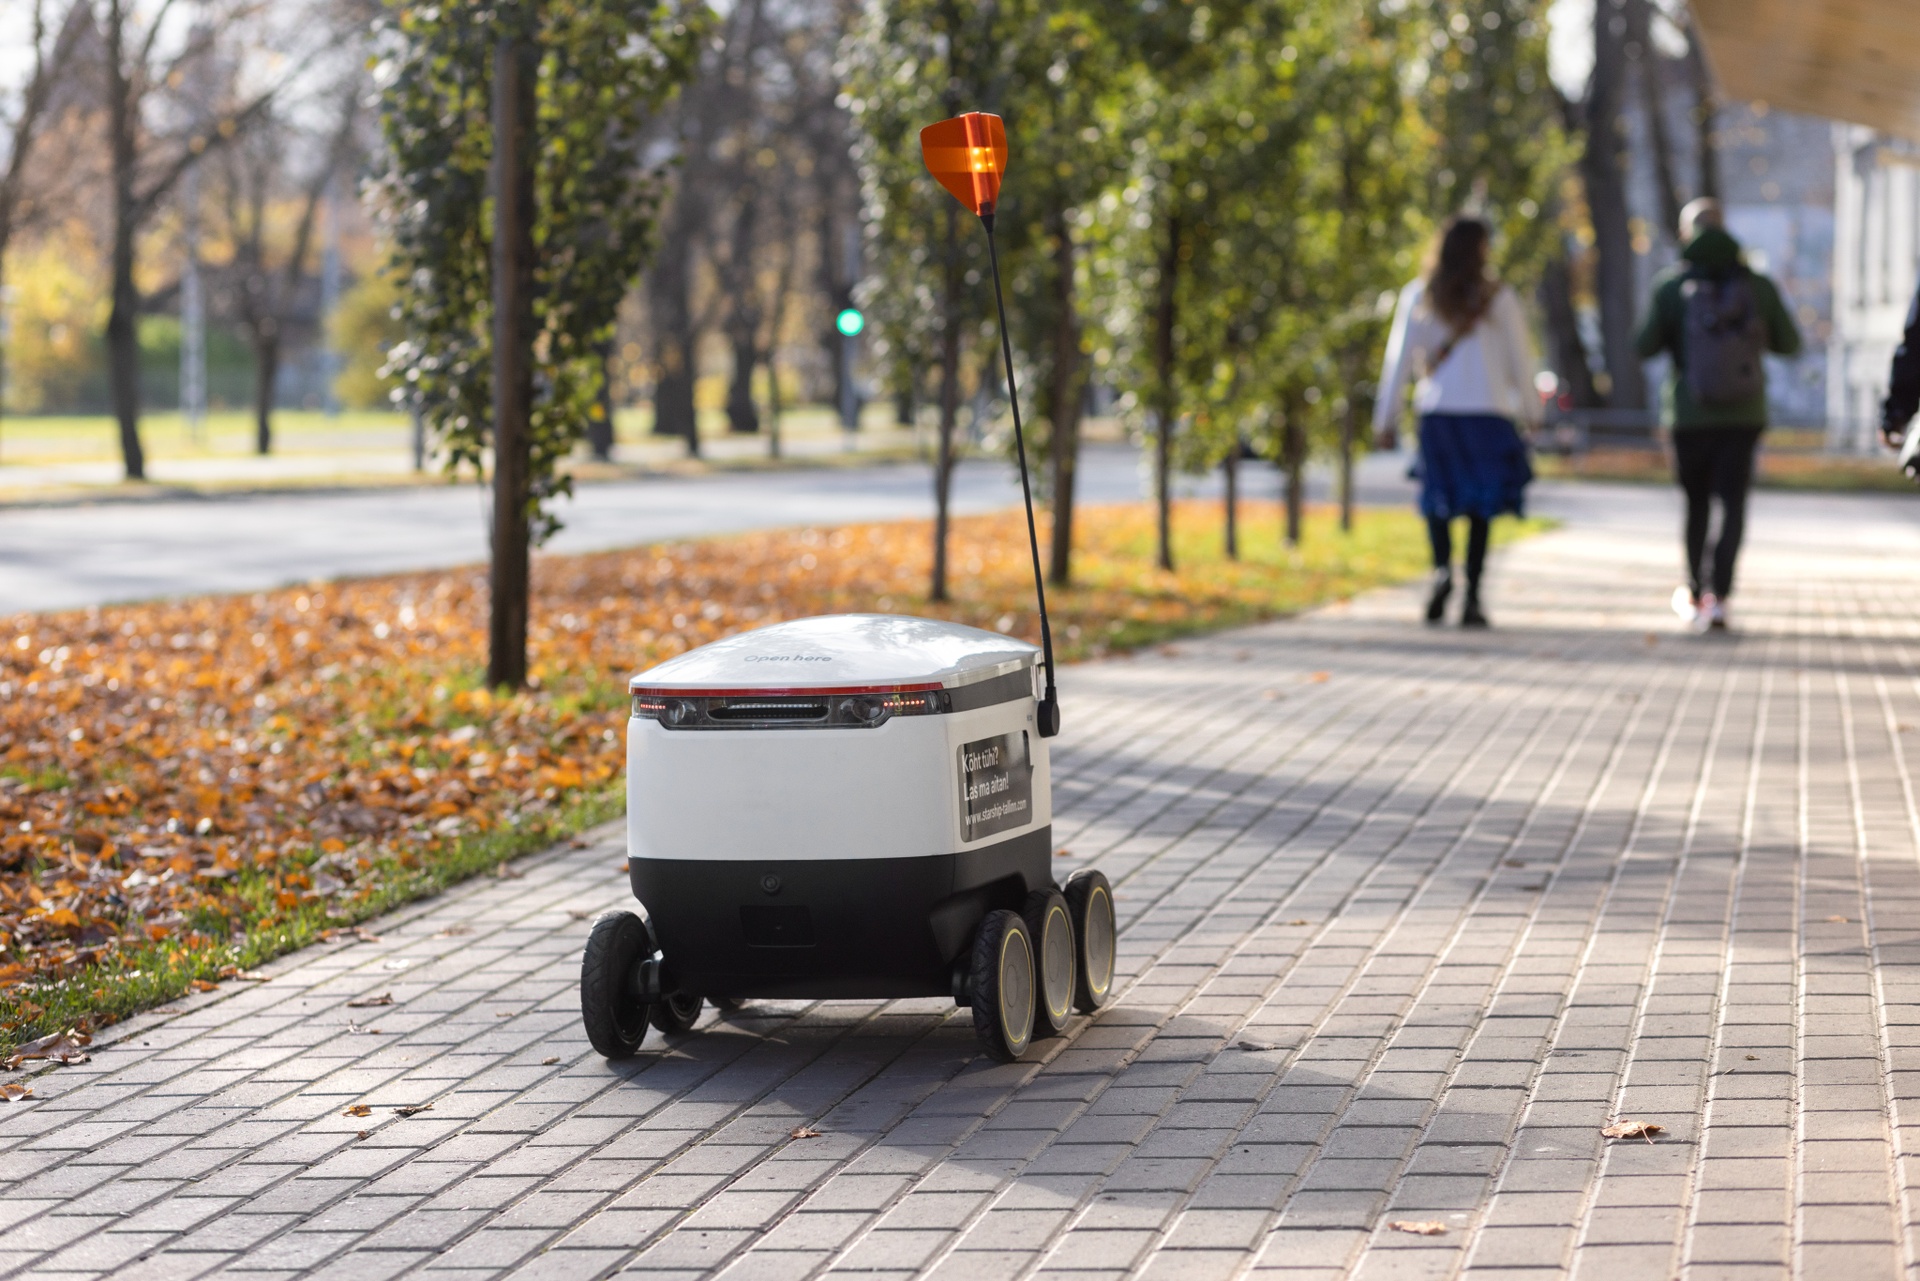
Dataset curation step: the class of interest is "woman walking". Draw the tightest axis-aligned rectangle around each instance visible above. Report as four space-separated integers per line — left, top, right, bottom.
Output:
1373 216 1539 627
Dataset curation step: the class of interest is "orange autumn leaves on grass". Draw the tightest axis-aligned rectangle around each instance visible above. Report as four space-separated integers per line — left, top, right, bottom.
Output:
0 500 1438 1039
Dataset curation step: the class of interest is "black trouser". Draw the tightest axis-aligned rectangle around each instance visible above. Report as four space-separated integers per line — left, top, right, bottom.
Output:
1673 425 1762 600
1427 515 1490 587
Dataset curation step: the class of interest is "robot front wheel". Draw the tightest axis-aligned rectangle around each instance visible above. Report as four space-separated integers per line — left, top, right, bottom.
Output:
968 874 1117 1061
581 910 656 1058
581 910 707 1057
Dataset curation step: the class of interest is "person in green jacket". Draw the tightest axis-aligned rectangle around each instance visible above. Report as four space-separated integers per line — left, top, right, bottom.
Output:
1635 198 1801 632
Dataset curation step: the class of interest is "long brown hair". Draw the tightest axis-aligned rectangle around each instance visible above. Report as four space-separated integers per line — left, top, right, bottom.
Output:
1424 215 1494 328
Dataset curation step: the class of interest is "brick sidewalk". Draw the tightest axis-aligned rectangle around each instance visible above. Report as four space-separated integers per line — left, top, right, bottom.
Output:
6 503 1920 1280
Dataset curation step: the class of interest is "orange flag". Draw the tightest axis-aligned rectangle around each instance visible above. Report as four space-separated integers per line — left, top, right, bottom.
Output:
919 112 1008 217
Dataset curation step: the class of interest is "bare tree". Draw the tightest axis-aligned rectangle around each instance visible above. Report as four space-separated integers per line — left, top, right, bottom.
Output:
0 0 86 444
98 0 290 480
1580 0 1647 411
1625 0 1683 242
218 83 362 455
1682 17 1720 202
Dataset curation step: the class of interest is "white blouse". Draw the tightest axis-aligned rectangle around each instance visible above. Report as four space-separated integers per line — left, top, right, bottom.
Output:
1373 279 1541 433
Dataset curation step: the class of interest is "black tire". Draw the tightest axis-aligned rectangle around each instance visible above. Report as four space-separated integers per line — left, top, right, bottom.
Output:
1064 869 1116 1013
1023 889 1075 1038
649 991 703 1035
969 909 1035 1063
581 911 654 1058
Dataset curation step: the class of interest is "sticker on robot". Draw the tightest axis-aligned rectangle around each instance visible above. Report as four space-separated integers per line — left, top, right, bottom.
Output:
959 731 1032 842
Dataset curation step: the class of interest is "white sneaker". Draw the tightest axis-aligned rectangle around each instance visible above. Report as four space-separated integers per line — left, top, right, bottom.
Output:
1693 592 1724 634
1671 586 1699 624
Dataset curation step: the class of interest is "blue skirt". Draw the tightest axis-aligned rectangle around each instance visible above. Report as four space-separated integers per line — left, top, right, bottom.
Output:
1415 413 1532 521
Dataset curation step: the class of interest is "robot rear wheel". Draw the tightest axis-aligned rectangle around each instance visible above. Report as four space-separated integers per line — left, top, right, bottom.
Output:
1064 869 1116 1012
650 991 704 1035
969 909 1035 1062
1024 889 1076 1039
581 910 656 1058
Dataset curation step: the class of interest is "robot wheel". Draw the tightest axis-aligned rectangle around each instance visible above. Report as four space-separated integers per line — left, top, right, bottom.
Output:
581 910 656 1058
1064 869 1116 1013
969 909 1035 1062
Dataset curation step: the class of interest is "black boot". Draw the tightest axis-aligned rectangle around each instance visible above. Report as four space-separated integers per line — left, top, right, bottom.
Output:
1461 582 1489 628
1425 569 1452 625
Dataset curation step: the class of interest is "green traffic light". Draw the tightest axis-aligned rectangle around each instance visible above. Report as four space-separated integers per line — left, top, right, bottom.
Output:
835 308 865 337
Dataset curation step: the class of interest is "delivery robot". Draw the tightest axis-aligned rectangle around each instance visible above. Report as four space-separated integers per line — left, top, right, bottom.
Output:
579 111 1114 1063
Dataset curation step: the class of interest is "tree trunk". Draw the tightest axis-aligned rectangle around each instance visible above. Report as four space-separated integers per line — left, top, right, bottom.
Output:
1152 212 1180 573
1338 403 1354 534
1046 211 1082 589
1222 442 1238 560
1284 412 1304 548
253 329 279 456
1584 0 1647 410
647 214 700 454
487 31 537 690
1684 19 1720 202
725 330 759 434
105 1 146 482
1626 0 1684 242
765 347 783 459
1540 251 1600 408
931 206 961 603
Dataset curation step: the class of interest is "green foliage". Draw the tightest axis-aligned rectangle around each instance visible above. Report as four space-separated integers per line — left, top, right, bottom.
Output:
374 0 706 539
1418 0 1571 283
329 269 405 412
851 0 1573 512
842 0 999 422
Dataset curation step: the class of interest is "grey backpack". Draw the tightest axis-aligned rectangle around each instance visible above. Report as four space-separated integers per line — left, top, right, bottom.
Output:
1681 272 1767 407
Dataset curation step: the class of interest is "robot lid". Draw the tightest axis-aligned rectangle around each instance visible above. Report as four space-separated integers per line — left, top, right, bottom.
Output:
629 613 1039 697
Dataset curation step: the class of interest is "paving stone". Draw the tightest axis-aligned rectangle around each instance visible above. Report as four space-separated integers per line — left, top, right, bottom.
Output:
18 496 1920 1277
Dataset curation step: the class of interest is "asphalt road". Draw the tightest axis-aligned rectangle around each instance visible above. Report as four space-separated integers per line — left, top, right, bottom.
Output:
0 445 1417 614
10 439 1919 615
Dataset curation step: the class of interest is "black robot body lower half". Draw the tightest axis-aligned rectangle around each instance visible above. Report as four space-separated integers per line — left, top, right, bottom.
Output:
628 826 1053 1000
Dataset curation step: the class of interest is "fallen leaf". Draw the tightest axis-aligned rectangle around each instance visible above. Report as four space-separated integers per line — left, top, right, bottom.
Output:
354 928 383 943
1504 859 1527 868
493 862 524 880
431 925 471 939
569 837 590 849
1826 915 1850 923
1601 1120 1663 1142
494 1011 515 1019
0 1082 32 1102
1054 848 1072 858
190 979 217 993
618 861 630 873
355 1130 369 1140
347 1022 382 1035
343 1103 372 1117
1307 671 1331 683
1388 1220 1448 1235
789 1126 822 1139
541 1056 559 1065
393 1103 434 1117
346 993 393 1009
1260 689 1282 700
3 1028 93 1070
566 909 592 920
1287 919 1311 927
1745 1054 1758 1061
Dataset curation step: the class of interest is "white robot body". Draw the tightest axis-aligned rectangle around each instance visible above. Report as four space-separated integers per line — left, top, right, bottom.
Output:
624 614 1053 1000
